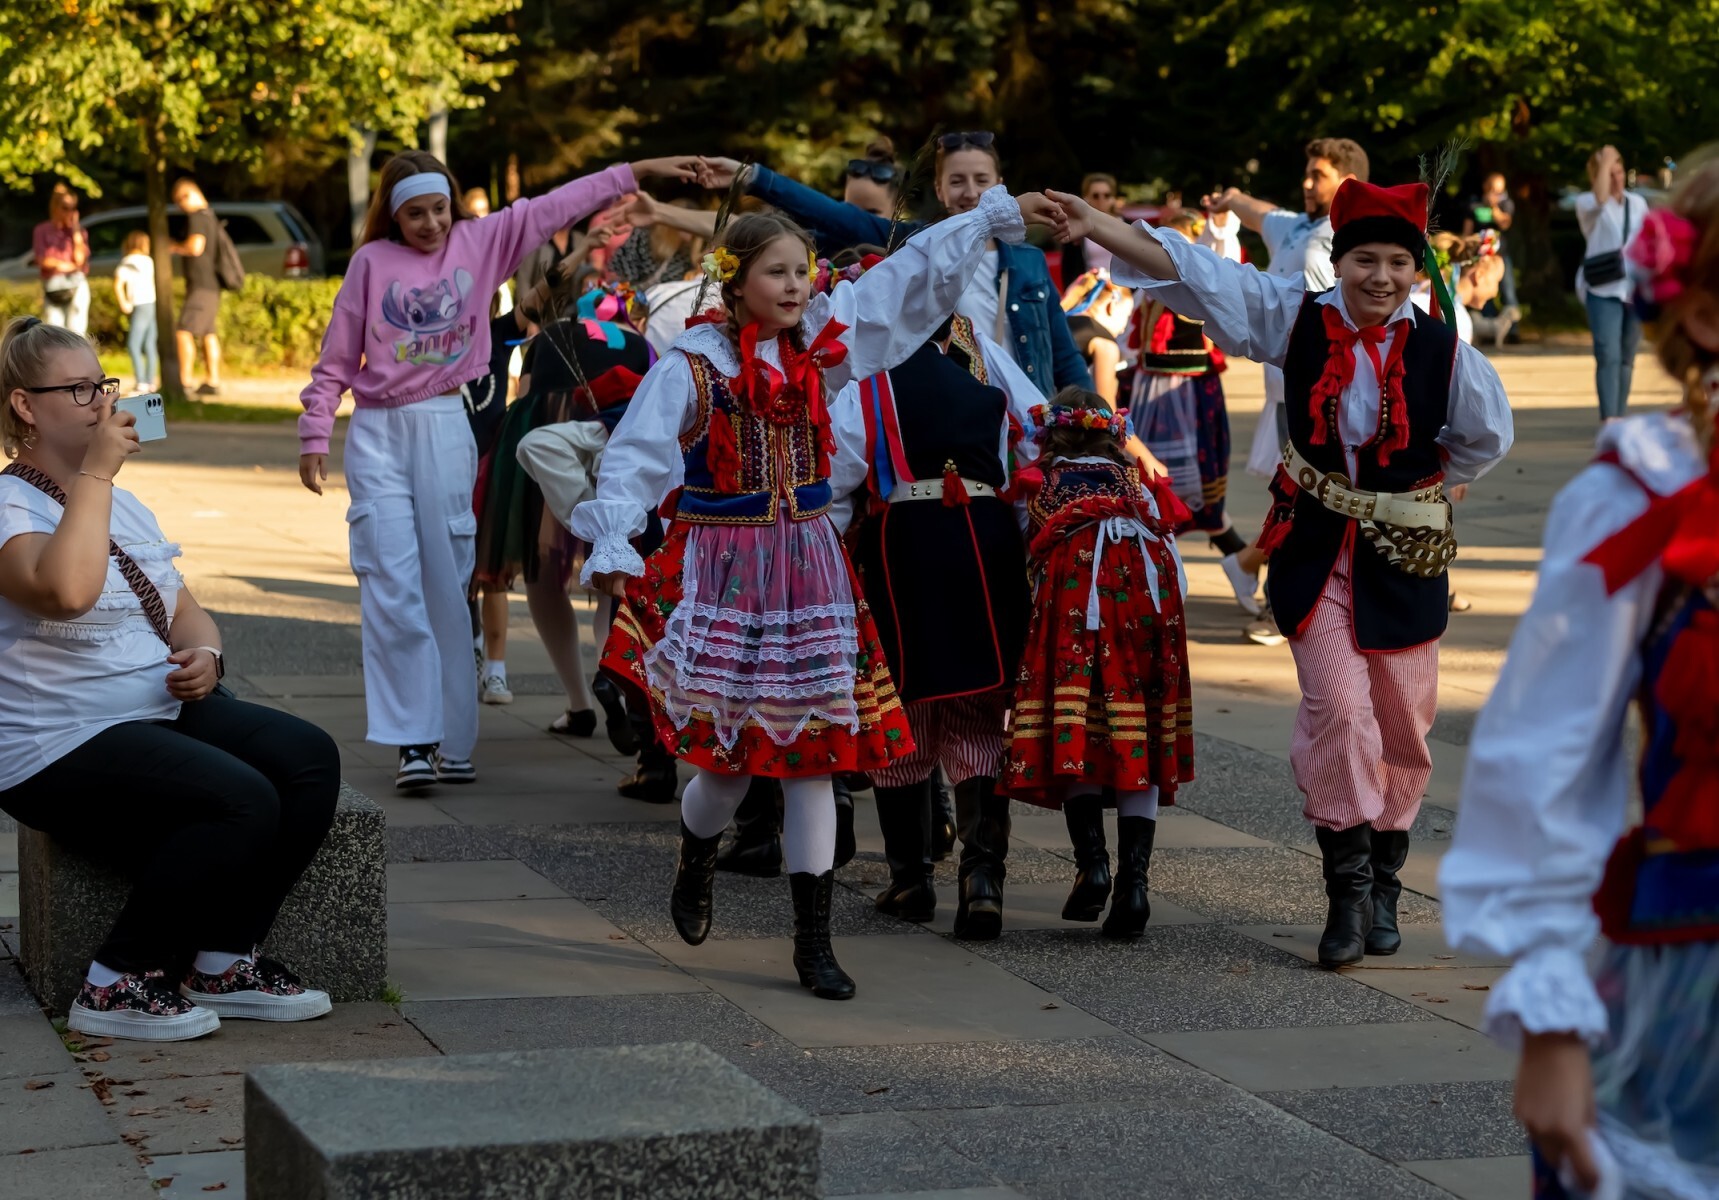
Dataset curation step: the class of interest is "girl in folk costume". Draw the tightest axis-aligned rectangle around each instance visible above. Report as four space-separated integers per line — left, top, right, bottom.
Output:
1048 178 1513 968
572 186 1047 1000
1443 153 1719 1199
298 150 697 790
1003 387 1194 940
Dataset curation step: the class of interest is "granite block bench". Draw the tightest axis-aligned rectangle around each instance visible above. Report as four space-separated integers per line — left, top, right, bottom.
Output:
245 1044 820 1199
18 782 385 1012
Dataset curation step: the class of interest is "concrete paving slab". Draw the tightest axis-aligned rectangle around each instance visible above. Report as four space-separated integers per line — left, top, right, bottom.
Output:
434 790 677 827
384 824 509 865
1151 846 1442 926
968 924 1432 1035
385 859 566 903
0 957 42 1016
651 934 1119 1049
371 793 460 828
0 1014 72 1081
1347 966 1508 1031
107 1073 244 1155
1262 1079 1524 1161
820 1111 999 1197
3 1142 159 1200
0 829 16 871
841 1191 1027 1200
388 940 704 1002
0 872 17 920
922 882 1210 935
1144 1021 1514 1092
388 897 630 950
1405 1155 1534 1200
1230 924 1508 971
0 1070 118 1153
144 1149 247 1195
87 1003 433 1083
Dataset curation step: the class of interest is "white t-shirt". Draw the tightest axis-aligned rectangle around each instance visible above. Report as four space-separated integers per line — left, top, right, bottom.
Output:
957 249 1006 354
1411 282 1475 345
113 253 156 307
1259 210 1336 290
641 280 719 362
0 478 183 790
1575 191 1649 302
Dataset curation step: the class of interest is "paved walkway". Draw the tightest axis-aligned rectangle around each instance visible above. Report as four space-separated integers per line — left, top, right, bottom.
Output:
0 350 1680 1198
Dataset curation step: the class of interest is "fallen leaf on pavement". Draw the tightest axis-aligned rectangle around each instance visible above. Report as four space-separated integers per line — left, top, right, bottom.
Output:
23 1079 53 1091
1461 984 1491 991
1041 1002 1060 1010
219 1137 243 1146
862 1085 890 1096
84 1050 111 1062
202 1184 227 1191
127 1107 160 1117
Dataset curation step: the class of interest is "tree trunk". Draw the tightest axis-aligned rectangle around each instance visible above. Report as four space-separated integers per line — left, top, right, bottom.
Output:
427 109 448 163
140 108 181 401
348 126 377 246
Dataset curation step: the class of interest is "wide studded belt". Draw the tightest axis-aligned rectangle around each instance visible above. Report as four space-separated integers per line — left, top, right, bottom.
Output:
1283 443 1457 579
886 477 998 503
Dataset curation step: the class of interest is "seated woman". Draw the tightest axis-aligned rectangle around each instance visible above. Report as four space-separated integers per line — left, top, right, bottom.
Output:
0 318 340 1042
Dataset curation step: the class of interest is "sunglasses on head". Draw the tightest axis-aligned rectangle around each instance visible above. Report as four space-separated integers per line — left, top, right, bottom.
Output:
937 131 996 152
845 160 899 184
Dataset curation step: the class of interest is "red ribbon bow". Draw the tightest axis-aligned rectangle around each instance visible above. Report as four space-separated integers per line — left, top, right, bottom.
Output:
1649 607 1719 851
1311 305 1410 465
1584 444 1719 594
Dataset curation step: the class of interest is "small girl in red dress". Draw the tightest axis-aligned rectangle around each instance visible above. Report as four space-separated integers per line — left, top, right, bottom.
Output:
1005 386 1195 939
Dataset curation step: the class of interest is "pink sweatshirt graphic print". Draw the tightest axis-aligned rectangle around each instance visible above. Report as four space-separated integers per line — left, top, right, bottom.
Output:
297 162 636 455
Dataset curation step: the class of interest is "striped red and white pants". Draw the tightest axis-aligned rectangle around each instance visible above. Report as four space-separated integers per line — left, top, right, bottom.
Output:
870 693 1009 789
1287 562 1438 832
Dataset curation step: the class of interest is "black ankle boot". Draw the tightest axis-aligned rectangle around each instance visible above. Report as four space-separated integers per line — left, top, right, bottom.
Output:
592 673 640 756
931 772 957 862
789 871 855 1000
1365 829 1410 956
715 778 782 877
873 780 936 922
670 821 722 946
953 776 1010 941
1101 816 1155 939
1315 824 1374 968
1061 797 1112 922
833 776 857 871
618 737 679 804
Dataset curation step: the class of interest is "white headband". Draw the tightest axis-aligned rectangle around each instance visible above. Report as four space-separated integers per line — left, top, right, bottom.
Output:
391 173 451 214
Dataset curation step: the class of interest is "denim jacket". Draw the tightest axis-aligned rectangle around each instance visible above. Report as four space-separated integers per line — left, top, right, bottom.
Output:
748 166 1091 397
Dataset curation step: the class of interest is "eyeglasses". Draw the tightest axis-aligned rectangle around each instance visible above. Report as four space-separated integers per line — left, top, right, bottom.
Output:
24 378 122 407
937 131 996 152
845 160 899 184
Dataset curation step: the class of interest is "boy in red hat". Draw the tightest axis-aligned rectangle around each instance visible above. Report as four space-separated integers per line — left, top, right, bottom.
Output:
1046 179 1513 967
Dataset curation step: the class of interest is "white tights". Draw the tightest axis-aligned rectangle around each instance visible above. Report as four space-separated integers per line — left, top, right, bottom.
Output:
1064 784 1160 821
680 768 837 874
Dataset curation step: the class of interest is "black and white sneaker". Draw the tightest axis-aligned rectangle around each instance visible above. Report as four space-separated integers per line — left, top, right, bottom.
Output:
434 752 477 785
69 971 221 1042
396 745 438 790
181 953 331 1022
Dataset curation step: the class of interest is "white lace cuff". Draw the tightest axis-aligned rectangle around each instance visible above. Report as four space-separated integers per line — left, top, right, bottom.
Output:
978 185 1027 246
1482 946 1609 1050
579 534 646 587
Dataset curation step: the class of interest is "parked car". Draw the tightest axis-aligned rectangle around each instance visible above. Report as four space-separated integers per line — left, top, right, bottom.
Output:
0 200 325 284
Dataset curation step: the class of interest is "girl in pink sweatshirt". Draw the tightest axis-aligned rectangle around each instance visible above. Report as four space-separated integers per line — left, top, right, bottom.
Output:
298 150 696 791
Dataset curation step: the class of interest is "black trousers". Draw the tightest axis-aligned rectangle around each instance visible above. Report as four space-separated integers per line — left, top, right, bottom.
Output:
0 693 340 976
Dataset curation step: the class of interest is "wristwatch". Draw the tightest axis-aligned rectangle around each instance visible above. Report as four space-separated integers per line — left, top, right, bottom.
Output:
195 645 225 681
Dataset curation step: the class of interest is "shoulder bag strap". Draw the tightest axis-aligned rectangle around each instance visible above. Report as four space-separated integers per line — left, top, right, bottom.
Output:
0 463 172 645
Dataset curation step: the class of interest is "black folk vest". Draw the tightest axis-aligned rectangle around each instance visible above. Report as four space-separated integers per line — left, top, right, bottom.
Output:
852 340 1030 704
1265 293 1458 652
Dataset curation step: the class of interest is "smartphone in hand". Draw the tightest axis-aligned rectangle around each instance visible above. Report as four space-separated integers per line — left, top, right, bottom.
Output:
114 393 166 442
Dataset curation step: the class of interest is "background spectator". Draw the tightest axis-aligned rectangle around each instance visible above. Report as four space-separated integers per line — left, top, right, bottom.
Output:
112 232 159 392
170 178 223 396
1059 172 1119 284
1462 172 1519 318
1576 145 1648 419
841 137 901 217
33 184 90 334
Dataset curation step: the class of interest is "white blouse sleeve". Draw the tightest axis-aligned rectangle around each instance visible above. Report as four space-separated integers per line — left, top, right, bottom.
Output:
1440 461 1659 1048
1197 213 1243 263
814 186 1026 392
1108 224 1304 368
1439 340 1515 486
977 330 1045 472
569 352 696 583
826 379 870 533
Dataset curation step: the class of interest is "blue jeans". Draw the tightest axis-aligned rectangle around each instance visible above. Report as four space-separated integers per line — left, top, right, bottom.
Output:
127 302 159 388
1585 293 1641 420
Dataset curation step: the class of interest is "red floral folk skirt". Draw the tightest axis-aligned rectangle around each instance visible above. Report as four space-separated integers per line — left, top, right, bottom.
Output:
601 514 915 778
1004 512 1194 808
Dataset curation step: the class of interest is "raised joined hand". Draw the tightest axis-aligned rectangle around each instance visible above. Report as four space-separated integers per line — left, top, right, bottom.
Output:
632 156 701 183
1043 190 1093 243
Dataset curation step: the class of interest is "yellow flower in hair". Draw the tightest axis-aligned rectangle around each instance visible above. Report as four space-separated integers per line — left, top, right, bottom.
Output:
702 247 739 283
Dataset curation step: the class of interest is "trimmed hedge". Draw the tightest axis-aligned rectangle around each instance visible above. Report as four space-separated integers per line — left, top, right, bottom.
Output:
0 275 343 372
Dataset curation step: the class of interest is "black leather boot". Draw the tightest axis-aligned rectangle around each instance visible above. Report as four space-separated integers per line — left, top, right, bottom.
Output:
670 821 722 946
618 737 679 804
592 673 640 756
1061 796 1112 922
789 871 855 1000
953 776 1010 941
833 775 857 871
1365 828 1410 956
931 770 958 861
873 779 936 922
1101 816 1156 939
1315 823 1374 968
715 778 782 877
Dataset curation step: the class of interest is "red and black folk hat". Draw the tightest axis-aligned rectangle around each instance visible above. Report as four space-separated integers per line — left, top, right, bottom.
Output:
1330 180 1430 263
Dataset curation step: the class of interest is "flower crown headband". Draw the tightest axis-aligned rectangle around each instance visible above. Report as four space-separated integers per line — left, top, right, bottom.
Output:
701 246 825 286
1029 402 1127 442
1629 208 1704 316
